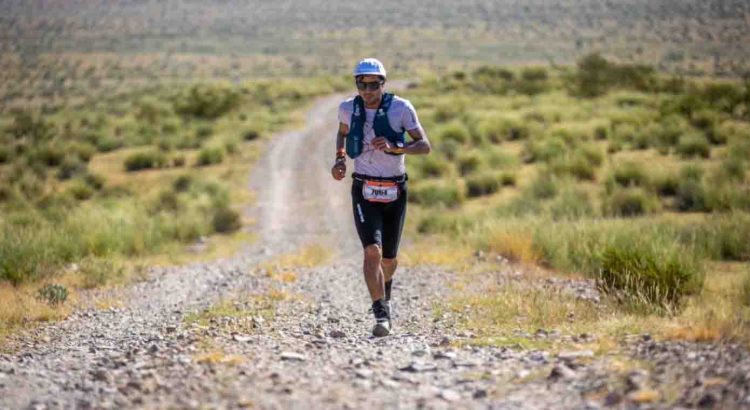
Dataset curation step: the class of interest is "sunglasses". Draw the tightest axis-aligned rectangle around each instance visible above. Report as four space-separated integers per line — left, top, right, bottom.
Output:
356 80 383 91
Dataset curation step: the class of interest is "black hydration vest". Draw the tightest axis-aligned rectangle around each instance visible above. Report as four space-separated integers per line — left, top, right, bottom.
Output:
346 93 406 159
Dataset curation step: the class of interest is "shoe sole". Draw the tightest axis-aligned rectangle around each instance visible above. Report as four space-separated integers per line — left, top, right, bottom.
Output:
372 323 390 337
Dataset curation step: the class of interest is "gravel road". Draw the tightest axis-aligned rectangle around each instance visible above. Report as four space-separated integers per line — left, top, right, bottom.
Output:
2 94 749 409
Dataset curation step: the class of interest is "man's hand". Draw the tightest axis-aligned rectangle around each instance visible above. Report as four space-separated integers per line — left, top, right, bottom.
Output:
371 136 393 152
331 158 346 180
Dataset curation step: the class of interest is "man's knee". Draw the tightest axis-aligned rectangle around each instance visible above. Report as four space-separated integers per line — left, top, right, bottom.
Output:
364 244 382 261
381 257 397 269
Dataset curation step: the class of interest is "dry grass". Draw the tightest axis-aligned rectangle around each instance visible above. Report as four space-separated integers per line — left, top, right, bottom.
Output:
258 244 333 282
400 238 474 270
0 281 73 343
666 262 750 344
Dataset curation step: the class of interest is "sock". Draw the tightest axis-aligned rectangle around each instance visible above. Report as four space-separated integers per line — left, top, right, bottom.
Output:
385 280 393 301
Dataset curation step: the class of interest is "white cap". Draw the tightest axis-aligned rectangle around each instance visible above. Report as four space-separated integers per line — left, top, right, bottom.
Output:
353 58 387 78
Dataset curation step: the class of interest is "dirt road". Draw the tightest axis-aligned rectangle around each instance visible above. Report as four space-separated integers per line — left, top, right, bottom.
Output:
1 95 749 409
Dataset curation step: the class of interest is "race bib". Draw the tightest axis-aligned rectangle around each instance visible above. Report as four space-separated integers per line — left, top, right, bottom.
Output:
362 180 399 203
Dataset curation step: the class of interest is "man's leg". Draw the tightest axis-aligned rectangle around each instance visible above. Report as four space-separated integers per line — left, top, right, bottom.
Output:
381 258 397 301
363 244 385 301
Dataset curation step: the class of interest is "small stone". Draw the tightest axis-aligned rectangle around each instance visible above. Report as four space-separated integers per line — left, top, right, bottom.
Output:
399 362 437 373
438 337 451 346
165 325 177 333
697 393 718 408
280 352 306 362
232 334 252 343
92 369 111 382
548 364 576 380
329 330 346 338
411 349 429 357
473 389 488 399
625 369 649 392
557 350 594 363
433 351 456 360
355 369 373 379
604 392 622 406
148 344 159 354
439 389 461 402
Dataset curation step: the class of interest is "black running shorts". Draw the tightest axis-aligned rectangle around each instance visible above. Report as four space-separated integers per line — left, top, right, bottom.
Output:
351 178 408 259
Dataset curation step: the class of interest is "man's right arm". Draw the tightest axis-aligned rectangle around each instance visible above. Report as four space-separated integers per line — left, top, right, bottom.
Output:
331 122 349 181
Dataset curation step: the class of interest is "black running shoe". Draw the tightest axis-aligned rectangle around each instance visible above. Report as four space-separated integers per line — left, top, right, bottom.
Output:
371 299 391 337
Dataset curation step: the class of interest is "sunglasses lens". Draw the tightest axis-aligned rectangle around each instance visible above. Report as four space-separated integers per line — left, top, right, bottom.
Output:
356 81 381 91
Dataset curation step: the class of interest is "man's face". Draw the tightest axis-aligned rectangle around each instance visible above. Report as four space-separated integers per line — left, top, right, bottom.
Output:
356 74 384 106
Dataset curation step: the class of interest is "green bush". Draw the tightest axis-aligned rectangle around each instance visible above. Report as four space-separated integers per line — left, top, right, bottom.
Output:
96 136 123 152
67 180 95 201
652 172 679 197
596 235 703 312
173 174 193 192
83 173 105 190
242 128 261 141
678 214 750 261
603 188 660 217
124 150 167 172
466 172 504 198
675 179 711 212
549 152 597 181
409 180 465 208
57 156 88 180
36 284 69 306
456 152 483 176
414 155 451 178
522 137 566 163
0 147 9 164
174 84 240 119
212 206 242 234
78 258 124 289
529 173 559 200
438 122 470 144
611 162 648 187
196 125 214 140
676 133 710 159
196 147 225 166
549 189 595 220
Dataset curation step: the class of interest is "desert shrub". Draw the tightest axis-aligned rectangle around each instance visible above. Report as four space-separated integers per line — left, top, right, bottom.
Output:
83 173 105 190
715 155 746 182
675 179 710 212
67 180 95 201
676 133 710 159
456 152 483 176
96 136 123 152
242 128 261 141
33 144 65 167
409 180 465 208
549 152 597 181
174 84 240 119
438 122 470 144
529 173 559 200
596 234 702 312
516 67 548 95
195 125 214 140
611 162 648 187
0 147 9 163
603 188 660 217
414 155 451 178
466 172 504 198
36 284 68 306
652 172 679 197
6 110 54 142
173 174 193 192
655 114 690 148
224 138 239 155
549 189 595 220
57 156 88 180
196 147 225 166
124 150 167 171
679 214 750 261
212 206 241 233
78 258 124 289
522 137 566 163
134 98 173 125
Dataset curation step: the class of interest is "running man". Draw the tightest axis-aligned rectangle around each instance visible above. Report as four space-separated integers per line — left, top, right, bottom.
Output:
331 58 431 337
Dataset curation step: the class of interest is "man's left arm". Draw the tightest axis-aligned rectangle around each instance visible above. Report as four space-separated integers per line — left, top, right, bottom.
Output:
401 127 431 155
